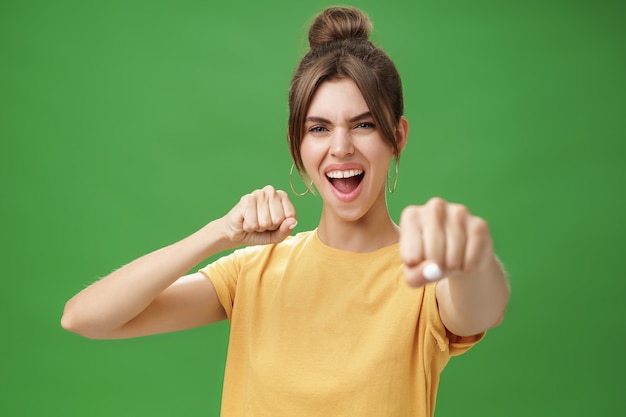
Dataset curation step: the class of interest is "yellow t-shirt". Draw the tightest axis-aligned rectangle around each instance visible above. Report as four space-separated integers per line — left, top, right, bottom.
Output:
200 230 483 417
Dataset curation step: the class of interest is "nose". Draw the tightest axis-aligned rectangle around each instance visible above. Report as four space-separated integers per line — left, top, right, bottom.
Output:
329 128 354 158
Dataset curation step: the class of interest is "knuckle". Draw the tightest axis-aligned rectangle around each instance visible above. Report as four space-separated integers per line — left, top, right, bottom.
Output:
448 262 461 273
271 211 286 223
400 205 421 223
469 217 490 237
450 203 469 222
239 194 254 207
446 256 462 272
426 197 447 220
262 185 276 195
243 219 258 232
427 196 446 208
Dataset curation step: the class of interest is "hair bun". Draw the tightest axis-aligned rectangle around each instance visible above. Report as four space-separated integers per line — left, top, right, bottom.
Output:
308 6 372 49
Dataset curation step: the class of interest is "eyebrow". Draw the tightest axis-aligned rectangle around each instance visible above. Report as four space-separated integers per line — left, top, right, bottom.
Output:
305 111 372 124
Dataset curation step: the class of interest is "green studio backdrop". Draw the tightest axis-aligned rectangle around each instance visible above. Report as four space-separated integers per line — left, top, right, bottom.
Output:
1 0 624 416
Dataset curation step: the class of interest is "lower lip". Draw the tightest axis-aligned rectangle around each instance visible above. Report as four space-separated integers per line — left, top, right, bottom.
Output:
327 178 364 203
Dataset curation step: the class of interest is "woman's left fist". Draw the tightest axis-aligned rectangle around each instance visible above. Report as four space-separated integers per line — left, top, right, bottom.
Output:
399 197 495 287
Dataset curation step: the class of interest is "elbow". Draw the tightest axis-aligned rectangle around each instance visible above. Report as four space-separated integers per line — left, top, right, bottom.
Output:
60 302 105 340
60 303 87 337
60 309 81 335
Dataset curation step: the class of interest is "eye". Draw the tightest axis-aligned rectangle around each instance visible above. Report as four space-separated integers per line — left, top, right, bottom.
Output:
354 122 375 130
308 125 328 134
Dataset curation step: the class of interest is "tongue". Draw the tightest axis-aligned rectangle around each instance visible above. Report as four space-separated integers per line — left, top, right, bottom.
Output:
332 177 361 194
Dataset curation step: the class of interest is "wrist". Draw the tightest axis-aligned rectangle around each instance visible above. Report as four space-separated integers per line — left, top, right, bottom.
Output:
196 218 238 256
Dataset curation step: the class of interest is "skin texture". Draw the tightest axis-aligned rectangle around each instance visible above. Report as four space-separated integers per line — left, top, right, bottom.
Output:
301 78 407 252
400 198 509 336
61 78 509 340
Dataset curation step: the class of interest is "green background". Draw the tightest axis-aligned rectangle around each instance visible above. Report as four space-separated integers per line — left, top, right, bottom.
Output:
2 0 624 415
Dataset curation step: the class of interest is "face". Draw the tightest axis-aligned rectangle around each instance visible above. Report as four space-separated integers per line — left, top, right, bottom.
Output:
300 78 403 223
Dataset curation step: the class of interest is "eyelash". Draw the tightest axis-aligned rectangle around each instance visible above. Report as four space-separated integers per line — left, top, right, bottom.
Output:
308 126 328 133
307 122 375 133
355 122 375 130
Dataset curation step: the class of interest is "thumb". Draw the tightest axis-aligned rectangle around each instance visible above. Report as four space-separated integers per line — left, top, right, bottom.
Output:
404 261 443 288
269 217 298 244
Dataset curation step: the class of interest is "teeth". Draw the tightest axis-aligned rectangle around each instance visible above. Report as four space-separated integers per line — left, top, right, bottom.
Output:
326 169 364 179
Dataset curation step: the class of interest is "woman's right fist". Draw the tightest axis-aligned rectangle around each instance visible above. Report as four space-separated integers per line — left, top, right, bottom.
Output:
222 185 298 247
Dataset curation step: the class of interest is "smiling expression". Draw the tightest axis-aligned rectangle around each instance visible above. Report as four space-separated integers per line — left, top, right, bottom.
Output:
300 78 405 223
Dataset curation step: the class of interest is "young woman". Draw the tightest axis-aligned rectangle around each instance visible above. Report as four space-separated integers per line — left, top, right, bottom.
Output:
62 6 509 416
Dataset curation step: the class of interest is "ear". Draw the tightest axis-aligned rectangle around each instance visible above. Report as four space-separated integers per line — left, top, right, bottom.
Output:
395 116 409 155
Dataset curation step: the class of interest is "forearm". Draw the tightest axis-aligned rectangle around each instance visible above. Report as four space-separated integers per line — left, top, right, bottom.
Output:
436 256 510 337
61 219 232 336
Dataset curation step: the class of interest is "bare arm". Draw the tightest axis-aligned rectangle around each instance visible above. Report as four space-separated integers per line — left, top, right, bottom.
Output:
61 186 297 340
400 197 510 337
435 255 510 336
61 221 231 339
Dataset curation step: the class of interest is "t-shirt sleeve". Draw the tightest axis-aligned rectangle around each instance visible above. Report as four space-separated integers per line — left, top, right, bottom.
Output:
198 250 242 321
425 282 485 357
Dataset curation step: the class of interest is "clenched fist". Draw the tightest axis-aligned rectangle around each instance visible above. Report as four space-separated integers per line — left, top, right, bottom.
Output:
400 197 495 288
221 185 298 247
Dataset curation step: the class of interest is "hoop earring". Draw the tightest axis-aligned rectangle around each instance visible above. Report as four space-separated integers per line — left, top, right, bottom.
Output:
387 158 399 194
290 163 312 196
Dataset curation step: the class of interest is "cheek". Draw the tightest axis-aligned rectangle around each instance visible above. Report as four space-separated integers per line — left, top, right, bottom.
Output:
361 140 394 164
300 140 326 170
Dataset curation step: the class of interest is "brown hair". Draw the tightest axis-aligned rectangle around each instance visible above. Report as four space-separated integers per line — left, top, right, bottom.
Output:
288 6 404 172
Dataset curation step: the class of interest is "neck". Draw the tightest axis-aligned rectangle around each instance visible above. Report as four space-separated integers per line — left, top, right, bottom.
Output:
316 203 399 253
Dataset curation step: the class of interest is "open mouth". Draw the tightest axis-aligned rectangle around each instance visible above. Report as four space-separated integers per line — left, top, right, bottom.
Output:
326 169 364 194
